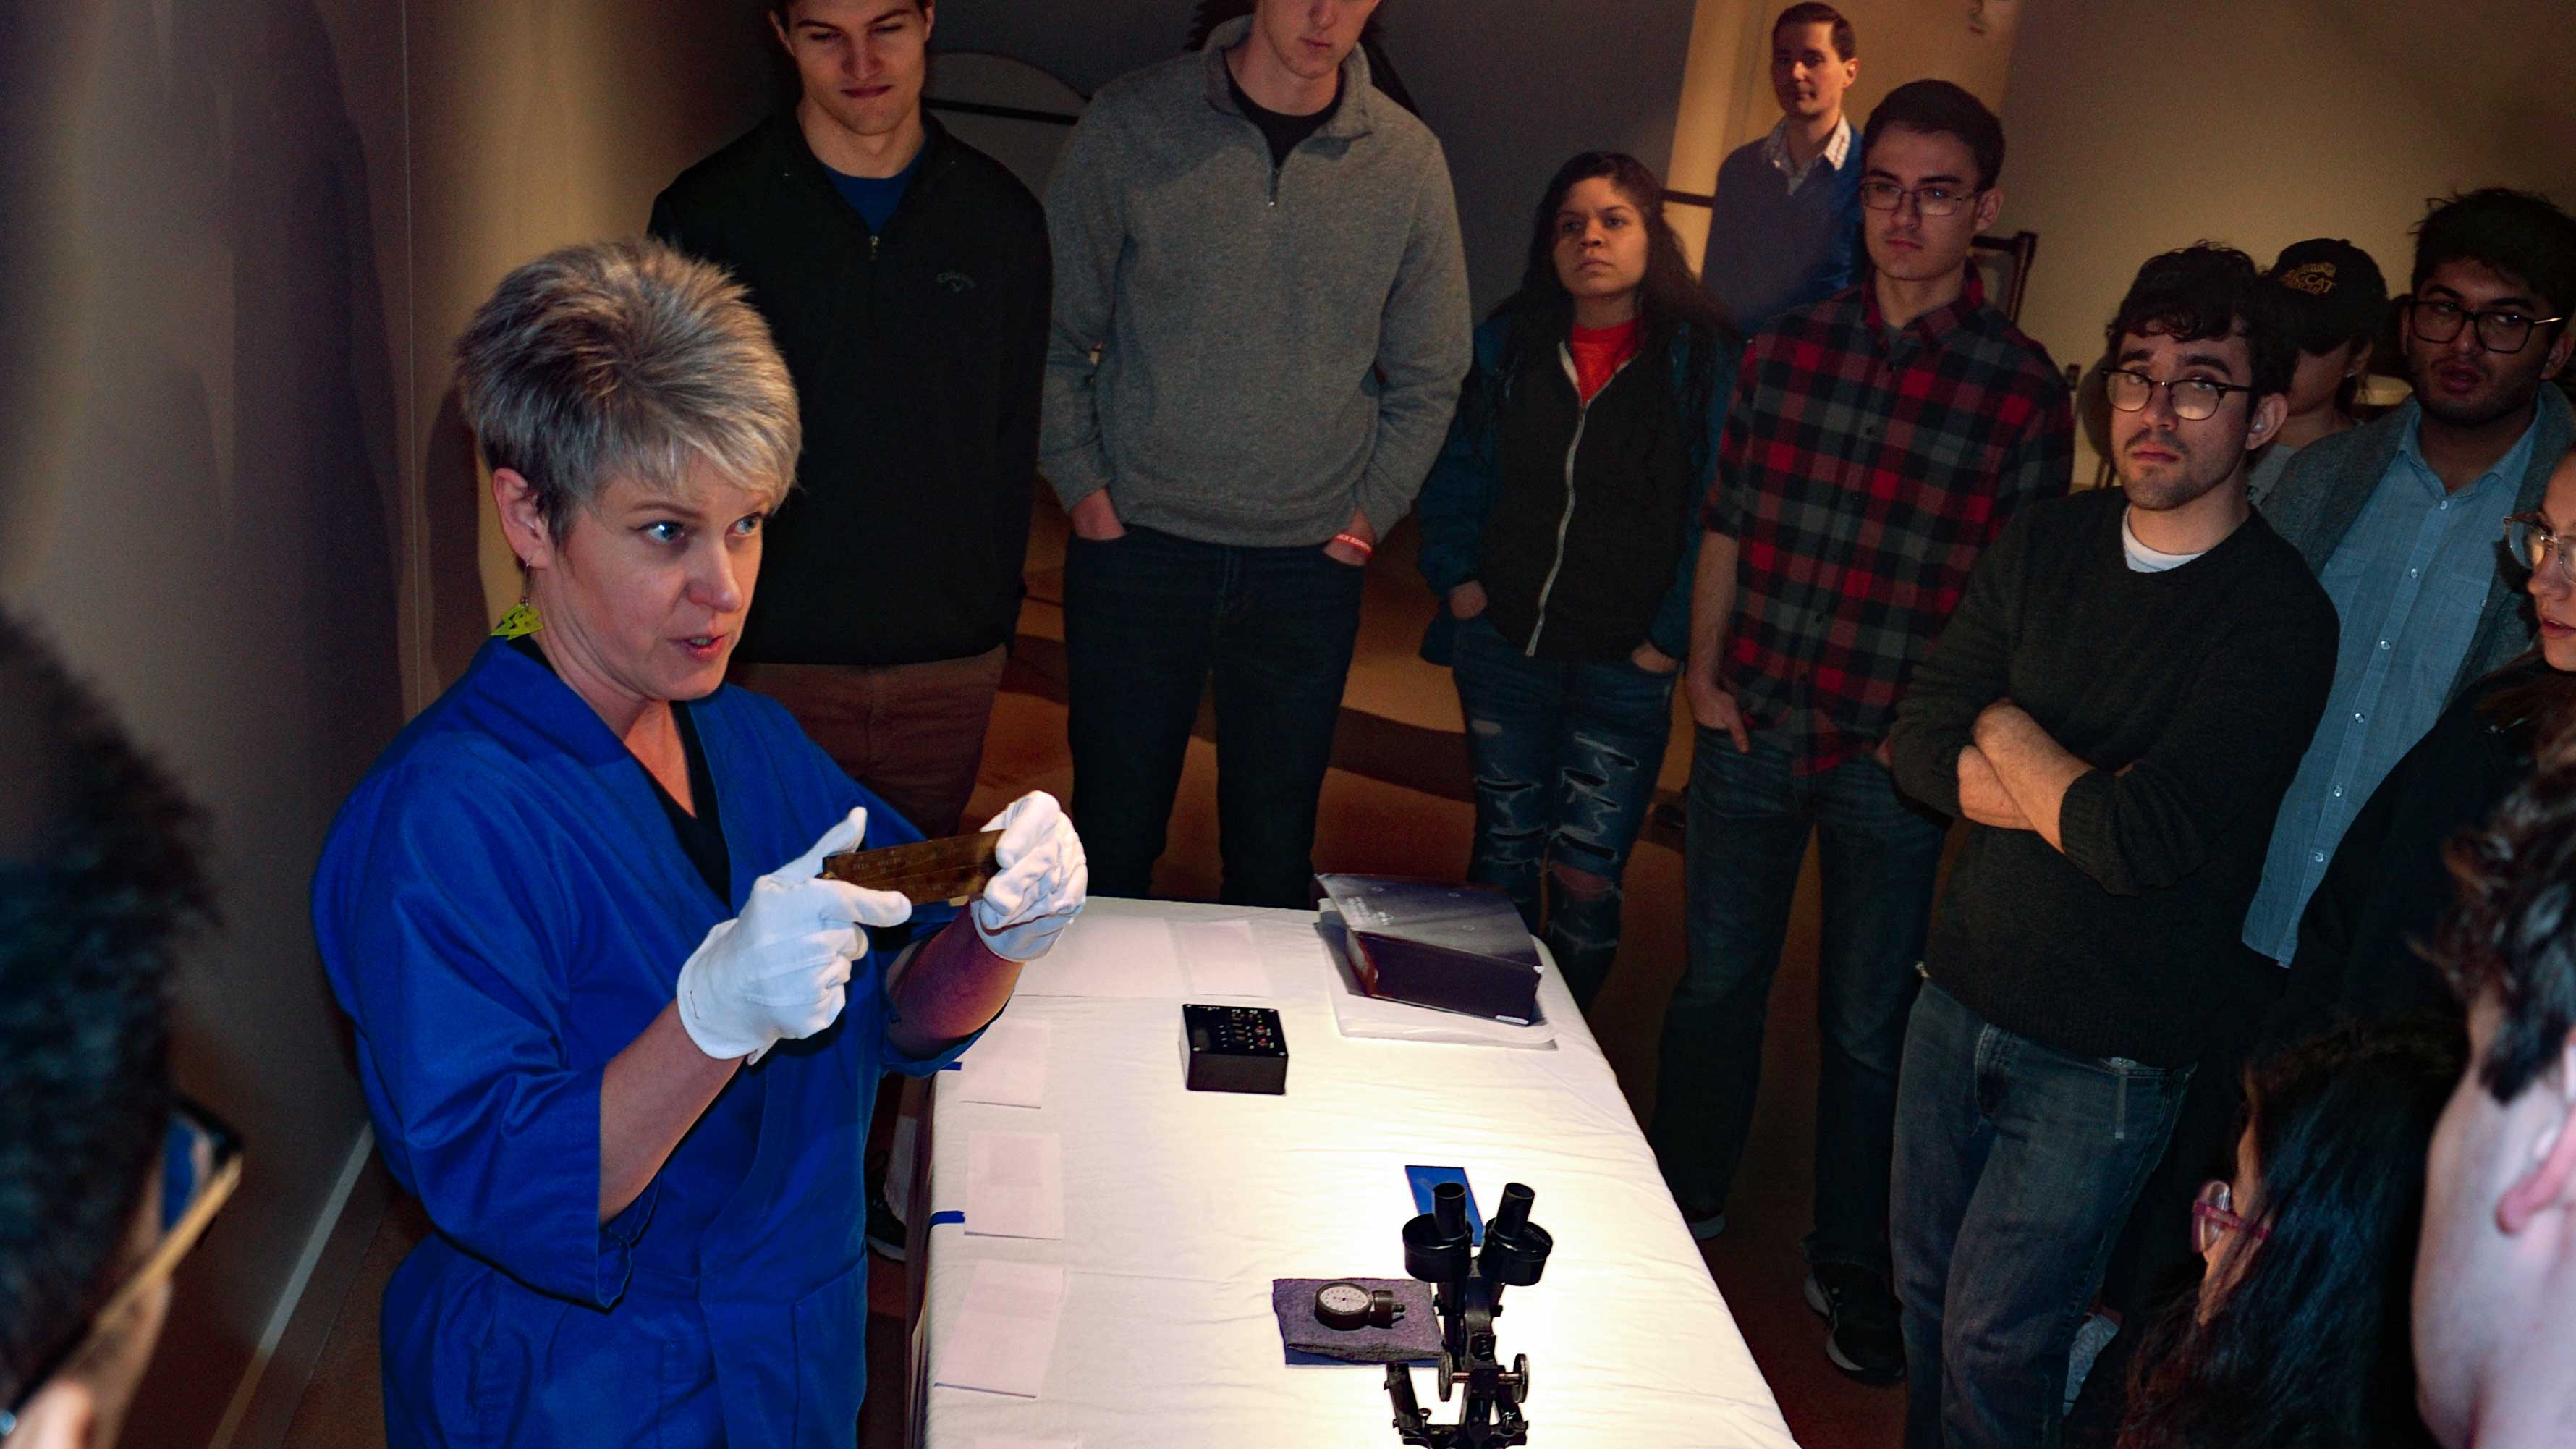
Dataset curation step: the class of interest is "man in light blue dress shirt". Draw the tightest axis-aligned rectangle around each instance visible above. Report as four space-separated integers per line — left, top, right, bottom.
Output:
2250 189 2576 964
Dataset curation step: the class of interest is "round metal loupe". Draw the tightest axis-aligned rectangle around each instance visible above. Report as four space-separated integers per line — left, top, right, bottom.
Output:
1315 1280 1404 1330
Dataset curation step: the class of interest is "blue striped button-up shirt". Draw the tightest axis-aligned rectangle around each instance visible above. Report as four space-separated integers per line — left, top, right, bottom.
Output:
2242 402 2538 963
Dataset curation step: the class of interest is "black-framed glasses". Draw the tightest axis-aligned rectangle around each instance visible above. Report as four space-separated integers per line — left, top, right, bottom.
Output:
2506 512 2576 587
0 1098 242 1438
1857 179 1978 218
2405 295 2565 355
2102 366 2259 423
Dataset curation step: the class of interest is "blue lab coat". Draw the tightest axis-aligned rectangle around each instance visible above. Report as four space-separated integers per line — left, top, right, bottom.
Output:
314 638 970 1448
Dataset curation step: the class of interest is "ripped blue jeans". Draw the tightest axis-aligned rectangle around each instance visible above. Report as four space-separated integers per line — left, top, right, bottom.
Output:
1448 614 1677 1009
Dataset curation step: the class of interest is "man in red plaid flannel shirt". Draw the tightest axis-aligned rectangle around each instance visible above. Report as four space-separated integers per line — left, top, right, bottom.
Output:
1656 79 2074 1385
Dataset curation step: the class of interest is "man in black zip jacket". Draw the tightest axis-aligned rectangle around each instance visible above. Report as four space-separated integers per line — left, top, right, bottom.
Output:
651 0 1047 1266
651 0 1049 845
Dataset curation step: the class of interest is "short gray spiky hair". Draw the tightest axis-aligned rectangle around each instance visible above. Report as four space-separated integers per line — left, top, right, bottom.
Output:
454 237 800 539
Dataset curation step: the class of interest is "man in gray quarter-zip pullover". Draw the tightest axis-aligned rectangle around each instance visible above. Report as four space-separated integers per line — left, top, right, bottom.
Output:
1041 0 1470 906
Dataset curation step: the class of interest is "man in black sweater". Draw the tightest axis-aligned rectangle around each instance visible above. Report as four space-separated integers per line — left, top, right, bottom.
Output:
1885 246 2338 1449
651 0 1050 842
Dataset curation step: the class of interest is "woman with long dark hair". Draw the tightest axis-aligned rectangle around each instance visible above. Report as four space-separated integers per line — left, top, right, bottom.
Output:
1416 151 1737 1009
2115 1022 2461 1449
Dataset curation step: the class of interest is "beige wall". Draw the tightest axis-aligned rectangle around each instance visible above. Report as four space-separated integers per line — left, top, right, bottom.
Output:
1996 0 2575 478
5 3 405 1444
1 4 776 1445
410 1 782 681
1667 0 2024 267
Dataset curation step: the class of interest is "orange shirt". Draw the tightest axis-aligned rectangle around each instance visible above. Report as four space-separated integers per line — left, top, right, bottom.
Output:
1568 316 1642 405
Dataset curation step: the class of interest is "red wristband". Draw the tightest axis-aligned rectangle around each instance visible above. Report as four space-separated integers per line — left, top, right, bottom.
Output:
1331 531 1376 558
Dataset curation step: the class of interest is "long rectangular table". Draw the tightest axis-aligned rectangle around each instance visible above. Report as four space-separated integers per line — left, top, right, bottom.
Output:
906 898 1800 1447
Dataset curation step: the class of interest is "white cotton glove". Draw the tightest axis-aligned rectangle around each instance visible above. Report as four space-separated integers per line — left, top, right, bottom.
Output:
971 792 1089 963
674 806 915 1062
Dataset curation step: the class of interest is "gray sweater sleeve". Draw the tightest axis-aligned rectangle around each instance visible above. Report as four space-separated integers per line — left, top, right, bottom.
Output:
1354 148 1472 535
1037 108 1127 510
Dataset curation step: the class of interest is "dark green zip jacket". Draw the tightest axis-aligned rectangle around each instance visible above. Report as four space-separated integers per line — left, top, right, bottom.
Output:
652 114 1050 667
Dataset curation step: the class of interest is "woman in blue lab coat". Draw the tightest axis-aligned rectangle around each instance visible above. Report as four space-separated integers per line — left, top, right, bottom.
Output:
312 239 1088 1449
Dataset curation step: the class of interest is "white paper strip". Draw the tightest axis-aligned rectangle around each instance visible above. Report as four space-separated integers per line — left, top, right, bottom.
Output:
1174 918 1271 999
959 1018 1051 1108
1014 913 1188 998
966 1130 1065 1240
936 1260 1068 1398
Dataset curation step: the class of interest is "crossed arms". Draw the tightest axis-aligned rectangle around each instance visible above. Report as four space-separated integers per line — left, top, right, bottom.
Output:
1889 516 2334 898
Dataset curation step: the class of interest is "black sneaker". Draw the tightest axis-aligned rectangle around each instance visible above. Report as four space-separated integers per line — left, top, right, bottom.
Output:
865 1152 907 1263
1804 1265 1904 1385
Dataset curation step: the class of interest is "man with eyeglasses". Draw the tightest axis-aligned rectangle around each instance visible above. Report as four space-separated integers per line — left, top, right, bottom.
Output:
1886 245 2336 1449
2247 188 2576 971
1670 77 2072 1385
0 617 232 1448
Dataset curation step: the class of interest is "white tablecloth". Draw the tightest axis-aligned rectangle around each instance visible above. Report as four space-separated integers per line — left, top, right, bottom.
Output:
912 898 1800 1448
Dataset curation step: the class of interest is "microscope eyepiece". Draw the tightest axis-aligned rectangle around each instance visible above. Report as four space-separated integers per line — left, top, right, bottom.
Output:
1432 1180 1468 1239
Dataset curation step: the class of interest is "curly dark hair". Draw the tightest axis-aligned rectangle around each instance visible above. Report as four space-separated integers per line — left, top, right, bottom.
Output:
2106 244 2303 400
1488 151 1735 431
0 617 212 1404
2433 726 2576 1103
2116 1022 2461 1449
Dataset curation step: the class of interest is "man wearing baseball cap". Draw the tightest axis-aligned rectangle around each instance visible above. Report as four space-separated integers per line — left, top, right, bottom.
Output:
2247 239 2389 509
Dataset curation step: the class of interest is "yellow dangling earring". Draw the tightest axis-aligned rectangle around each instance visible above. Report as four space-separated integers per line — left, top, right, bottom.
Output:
491 591 543 639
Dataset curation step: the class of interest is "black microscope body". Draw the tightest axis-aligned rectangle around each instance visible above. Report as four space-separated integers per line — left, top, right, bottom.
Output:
1384 1180 1553 1447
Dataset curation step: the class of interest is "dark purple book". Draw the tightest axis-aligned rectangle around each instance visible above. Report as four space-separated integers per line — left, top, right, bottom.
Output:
1314 874 1543 1026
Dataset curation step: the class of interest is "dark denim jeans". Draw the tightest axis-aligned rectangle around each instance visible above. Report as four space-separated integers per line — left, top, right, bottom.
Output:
1892 983 2193 1449
1650 732 1948 1275
1448 614 1677 1008
1063 525 1365 907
